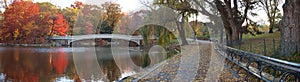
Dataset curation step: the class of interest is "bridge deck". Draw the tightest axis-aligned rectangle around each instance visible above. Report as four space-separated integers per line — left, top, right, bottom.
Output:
50 34 143 45
51 34 142 40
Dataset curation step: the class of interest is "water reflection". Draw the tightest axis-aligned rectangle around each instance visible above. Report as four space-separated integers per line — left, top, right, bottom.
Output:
0 47 78 82
0 46 173 81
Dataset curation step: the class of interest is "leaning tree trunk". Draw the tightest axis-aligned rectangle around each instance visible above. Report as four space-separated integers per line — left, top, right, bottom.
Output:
279 0 300 55
179 13 188 45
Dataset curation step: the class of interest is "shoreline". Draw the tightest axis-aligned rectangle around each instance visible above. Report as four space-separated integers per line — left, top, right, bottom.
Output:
0 43 63 47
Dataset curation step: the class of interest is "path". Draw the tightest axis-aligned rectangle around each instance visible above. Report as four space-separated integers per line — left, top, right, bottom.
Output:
124 41 241 81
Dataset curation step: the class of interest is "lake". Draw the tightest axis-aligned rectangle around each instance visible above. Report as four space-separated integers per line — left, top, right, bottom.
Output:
0 46 172 81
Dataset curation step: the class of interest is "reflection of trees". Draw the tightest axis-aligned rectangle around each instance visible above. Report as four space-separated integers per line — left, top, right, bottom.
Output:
1 47 51 81
0 47 74 81
98 59 121 82
52 49 68 74
96 47 121 82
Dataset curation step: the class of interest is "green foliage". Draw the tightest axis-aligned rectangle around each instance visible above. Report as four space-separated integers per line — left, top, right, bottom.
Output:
234 32 300 63
258 0 282 33
153 0 198 45
197 34 210 40
37 2 58 16
139 25 176 48
242 31 279 39
101 2 123 30
100 21 113 34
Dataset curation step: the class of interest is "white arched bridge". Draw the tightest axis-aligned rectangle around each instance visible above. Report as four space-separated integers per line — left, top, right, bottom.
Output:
50 34 143 45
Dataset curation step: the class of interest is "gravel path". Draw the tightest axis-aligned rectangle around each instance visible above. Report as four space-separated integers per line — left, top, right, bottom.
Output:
123 42 240 82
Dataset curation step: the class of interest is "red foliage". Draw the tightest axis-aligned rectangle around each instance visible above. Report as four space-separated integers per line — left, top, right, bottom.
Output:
53 14 69 36
1 0 40 43
71 1 83 9
52 49 68 74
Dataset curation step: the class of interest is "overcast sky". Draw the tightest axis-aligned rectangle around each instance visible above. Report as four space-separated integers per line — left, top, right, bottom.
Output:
33 0 143 12
1 0 285 25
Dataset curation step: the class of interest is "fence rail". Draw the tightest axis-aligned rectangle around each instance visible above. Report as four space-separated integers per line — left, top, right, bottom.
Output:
215 44 300 81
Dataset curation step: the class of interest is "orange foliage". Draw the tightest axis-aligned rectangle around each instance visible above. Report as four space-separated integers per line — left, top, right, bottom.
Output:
71 1 83 9
0 0 52 43
53 14 69 36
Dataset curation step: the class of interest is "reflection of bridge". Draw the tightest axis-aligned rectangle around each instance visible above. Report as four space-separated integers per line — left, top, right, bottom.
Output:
50 34 143 45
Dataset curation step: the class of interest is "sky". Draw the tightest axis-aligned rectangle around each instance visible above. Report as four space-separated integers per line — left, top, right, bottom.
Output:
1 0 284 25
33 0 143 12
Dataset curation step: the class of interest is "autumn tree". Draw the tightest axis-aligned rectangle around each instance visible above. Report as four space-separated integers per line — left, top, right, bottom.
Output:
61 8 77 35
279 0 300 55
50 13 69 36
100 2 123 34
0 0 46 43
118 14 132 35
259 0 283 33
38 2 58 16
62 1 82 35
72 4 102 35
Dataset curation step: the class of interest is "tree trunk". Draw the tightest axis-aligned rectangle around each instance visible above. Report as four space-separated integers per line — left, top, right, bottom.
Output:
179 13 188 45
279 0 300 55
215 0 244 46
269 18 275 33
269 26 274 33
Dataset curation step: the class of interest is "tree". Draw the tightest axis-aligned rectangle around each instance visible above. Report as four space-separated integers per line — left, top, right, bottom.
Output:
51 13 69 36
0 11 3 28
259 0 282 33
38 2 58 16
279 0 300 55
153 0 198 45
0 0 44 43
100 2 123 34
119 14 132 35
71 1 83 9
215 0 257 45
61 7 78 35
71 3 102 35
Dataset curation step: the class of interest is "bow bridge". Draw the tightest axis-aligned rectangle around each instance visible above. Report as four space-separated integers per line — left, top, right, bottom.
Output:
50 34 143 46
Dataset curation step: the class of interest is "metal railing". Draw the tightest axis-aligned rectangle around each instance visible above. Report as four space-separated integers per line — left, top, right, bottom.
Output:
215 44 300 82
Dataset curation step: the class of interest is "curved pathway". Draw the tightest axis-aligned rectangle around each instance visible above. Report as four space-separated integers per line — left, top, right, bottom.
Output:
125 41 240 81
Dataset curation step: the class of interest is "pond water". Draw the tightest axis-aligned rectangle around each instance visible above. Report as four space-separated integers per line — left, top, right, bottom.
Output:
0 46 172 81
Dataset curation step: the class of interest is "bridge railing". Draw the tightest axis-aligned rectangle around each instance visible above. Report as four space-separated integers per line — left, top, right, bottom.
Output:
214 43 300 81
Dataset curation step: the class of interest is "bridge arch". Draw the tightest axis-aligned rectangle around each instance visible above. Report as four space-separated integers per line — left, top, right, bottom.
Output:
50 34 143 46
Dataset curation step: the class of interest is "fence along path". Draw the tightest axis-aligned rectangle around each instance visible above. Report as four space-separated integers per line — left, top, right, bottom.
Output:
215 44 300 81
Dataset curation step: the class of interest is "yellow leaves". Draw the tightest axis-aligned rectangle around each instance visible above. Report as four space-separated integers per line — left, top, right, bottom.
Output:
0 29 5 40
13 29 19 40
22 21 35 31
72 8 79 14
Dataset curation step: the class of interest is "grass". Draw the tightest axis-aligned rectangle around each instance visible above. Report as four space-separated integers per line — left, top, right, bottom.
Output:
234 32 281 56
233 32 300 63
